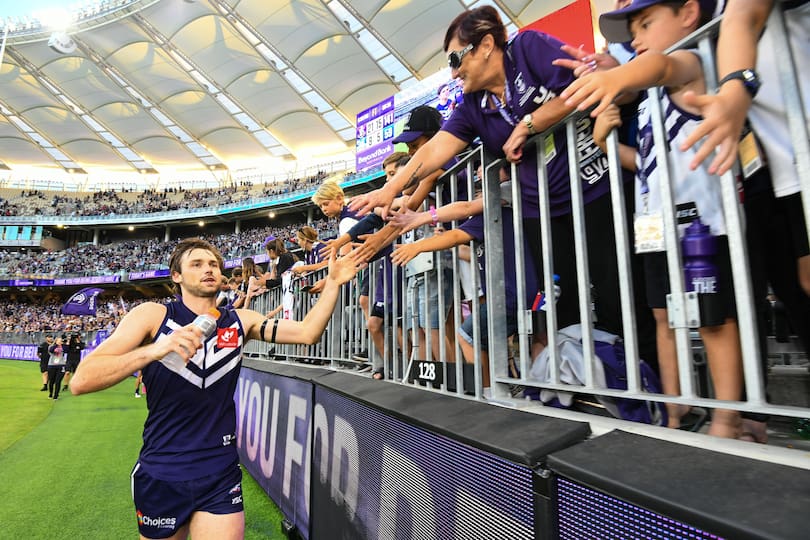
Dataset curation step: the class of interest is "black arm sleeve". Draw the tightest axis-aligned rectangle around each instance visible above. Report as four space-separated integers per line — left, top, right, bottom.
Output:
347 214 384 242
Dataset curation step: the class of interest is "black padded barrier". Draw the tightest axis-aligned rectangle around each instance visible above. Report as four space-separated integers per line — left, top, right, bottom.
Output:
313 369 591 467
241 361 592 540
547 429 810 540
242 358 331 381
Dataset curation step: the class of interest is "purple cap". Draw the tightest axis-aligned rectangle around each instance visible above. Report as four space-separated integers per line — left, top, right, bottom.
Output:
264 235 276 247
599 0 717 43
391 106 443 144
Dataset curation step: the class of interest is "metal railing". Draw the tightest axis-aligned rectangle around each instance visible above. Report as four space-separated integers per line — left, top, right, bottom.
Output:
243 8 810 424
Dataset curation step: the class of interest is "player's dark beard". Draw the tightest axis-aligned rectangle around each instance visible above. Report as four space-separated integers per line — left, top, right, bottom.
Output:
180 282 219 299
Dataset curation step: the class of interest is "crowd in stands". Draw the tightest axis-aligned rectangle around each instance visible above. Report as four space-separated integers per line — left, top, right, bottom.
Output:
0 296 182 337
1 170 331 218
261 172 329 198
0 197 19 217
1 298 129 334
0 219 336 277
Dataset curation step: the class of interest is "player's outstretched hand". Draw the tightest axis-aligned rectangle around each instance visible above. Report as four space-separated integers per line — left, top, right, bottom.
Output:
325 251 360 286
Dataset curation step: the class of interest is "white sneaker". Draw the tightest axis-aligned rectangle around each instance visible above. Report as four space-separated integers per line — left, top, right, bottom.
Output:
135 392 141 398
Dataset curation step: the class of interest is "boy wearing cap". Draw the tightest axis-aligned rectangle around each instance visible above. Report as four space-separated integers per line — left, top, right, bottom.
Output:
393 105 444 153
561 0 744 439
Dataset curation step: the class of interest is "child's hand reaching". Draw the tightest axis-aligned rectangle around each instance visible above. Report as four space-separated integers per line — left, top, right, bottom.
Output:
388 208 430 235
561 71 624 117
552 44 619 79
391 243 421 266
593 104 623 152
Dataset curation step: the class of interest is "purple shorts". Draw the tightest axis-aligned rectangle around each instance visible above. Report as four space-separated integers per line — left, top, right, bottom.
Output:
131 462 243 538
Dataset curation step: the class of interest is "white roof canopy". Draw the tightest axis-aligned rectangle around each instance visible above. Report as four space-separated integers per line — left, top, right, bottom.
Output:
0 0 609 177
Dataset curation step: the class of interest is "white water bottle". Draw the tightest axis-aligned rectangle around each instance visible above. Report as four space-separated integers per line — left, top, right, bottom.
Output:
160 308 220 370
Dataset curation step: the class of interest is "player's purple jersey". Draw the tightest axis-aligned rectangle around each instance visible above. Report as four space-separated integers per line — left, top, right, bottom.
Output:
442 30 610 218
139 301 244 481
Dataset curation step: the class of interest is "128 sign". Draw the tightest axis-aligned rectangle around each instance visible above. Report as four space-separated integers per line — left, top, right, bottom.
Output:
410 360 443 385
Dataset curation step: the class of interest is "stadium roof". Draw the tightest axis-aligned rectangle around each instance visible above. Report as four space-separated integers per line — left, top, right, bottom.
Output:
0 0 611 180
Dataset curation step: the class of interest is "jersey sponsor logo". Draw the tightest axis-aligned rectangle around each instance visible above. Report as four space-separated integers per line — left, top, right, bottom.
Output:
217 328 238 348
137 510 177 529
232 495 243 505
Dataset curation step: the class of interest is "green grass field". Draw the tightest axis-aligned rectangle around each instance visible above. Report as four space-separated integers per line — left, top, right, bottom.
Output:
0 360 286 539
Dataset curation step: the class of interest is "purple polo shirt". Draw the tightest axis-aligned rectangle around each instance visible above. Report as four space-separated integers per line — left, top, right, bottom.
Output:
442 30 610 218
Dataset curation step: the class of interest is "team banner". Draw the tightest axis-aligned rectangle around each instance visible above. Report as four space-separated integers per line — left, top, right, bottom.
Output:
0 344 38 361
235 368 313 539
61 287 104 316
0 275 119 287
128 269 170 280
53 275 120 286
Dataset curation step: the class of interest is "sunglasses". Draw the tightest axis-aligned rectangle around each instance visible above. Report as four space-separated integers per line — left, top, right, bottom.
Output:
447 43 474 69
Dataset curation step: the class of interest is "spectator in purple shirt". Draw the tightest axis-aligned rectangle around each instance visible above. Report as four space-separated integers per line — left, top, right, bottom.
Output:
350 6 625 339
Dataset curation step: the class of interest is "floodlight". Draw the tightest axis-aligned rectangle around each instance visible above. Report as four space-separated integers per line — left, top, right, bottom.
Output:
48 32 77 54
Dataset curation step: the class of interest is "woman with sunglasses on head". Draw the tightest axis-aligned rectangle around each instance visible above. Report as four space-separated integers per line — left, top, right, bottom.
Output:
350 6 625 340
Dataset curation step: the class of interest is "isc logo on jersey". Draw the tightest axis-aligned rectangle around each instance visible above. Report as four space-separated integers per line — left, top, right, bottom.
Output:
137 510 177 529
217 328 238 348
